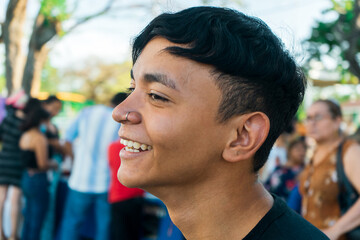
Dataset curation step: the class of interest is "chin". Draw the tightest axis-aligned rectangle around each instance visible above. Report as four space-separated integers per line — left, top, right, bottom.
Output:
117 167 150 189
117 169 137 188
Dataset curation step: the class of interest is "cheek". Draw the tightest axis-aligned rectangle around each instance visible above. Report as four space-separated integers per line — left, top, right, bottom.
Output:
146 110 222 165
148 115 202 155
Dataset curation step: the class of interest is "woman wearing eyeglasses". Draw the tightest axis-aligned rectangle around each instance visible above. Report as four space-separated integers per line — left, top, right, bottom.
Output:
299 99 360 240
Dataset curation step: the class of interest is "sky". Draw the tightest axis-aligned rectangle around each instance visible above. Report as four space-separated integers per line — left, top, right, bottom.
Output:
49 0 332 69
0 0 332 72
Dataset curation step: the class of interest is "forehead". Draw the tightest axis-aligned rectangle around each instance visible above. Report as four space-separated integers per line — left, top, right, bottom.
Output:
307 102 329 115
132 38 215 88
132 37 222 113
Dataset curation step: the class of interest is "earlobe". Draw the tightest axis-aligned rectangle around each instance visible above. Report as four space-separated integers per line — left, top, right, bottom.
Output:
222 112 270 163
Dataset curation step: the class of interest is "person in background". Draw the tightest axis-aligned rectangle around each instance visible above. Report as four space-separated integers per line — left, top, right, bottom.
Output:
287 184 302 214
108 138 145 240
107 92 145 240
299 99 360 240
260 119 296 182
42 95 62 118
42 95 63 155
265 137 306 200
40 95 66 240
20 107 58 240
59 93 123 240
0 95 41 240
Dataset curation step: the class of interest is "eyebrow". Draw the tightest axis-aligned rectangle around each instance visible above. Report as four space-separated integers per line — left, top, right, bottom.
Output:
130 69 178 91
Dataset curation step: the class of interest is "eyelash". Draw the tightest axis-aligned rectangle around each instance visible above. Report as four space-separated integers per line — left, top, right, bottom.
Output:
127 87 135 95
148 93 169 102
127 87 169 102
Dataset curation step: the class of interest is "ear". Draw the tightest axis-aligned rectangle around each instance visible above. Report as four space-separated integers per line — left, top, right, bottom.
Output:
222 112 270 163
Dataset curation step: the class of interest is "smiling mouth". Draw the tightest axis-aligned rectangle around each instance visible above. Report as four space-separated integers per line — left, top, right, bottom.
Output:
120 139 153 152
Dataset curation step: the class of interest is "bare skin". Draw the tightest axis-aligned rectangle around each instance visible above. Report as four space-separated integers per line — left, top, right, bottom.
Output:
19 128 57 171
113 37 274 240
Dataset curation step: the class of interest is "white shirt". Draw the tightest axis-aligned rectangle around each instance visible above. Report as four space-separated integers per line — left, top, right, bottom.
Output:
66 105 119 193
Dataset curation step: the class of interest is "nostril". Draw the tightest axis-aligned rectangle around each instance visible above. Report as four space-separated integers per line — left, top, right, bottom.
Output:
112 109 141 124
125 111 142 124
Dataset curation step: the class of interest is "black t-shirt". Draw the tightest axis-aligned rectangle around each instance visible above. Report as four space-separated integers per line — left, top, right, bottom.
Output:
243 195 329 240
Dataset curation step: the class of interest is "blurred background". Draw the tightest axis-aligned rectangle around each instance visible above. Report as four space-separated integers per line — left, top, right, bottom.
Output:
1 0 360 239
1 0 360 133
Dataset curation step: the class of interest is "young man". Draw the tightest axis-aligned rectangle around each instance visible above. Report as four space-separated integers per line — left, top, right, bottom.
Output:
112 7 329 240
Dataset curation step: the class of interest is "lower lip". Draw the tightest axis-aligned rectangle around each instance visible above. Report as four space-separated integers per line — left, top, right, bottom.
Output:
119 148 150 160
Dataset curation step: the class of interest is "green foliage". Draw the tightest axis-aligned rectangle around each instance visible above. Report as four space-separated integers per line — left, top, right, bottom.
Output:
332 0 354 13
296 103 306 122
39 0 69 21
40 59 133 104
40 60 62 94
303 0 360 84
0 75 5 93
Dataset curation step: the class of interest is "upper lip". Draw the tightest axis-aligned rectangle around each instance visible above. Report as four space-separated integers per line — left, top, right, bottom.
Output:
120 136 151 146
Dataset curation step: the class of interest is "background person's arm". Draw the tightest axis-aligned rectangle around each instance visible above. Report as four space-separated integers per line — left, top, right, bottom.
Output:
34 134 57 170
322 143 360 240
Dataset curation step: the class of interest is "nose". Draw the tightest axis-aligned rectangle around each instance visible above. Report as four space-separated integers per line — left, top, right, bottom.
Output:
112 97 142 124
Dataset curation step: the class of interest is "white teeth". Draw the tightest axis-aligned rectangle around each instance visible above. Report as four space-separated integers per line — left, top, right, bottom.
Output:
121 138 152 152
133 142 140 149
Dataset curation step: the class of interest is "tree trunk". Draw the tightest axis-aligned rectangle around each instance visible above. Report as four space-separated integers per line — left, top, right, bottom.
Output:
22 45 49 96
22 13 59 96
3 0 28 95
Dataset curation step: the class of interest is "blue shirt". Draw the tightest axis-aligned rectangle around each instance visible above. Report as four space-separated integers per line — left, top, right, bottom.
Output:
66 105 119 193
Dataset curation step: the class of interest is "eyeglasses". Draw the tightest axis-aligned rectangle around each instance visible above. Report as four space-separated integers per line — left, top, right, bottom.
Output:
305 114 332 123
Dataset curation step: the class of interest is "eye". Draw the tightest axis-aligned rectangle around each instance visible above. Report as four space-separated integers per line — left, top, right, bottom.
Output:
127 87 135 96
148 93 169 102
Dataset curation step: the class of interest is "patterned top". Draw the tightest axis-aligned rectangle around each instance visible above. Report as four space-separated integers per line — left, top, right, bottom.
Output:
299 140 354 240
0 107 24 187
66 105 119 193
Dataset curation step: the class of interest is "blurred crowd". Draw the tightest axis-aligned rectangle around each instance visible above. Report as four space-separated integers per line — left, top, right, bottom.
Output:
261 99 360 240
0 90 360 240
0 90 183 240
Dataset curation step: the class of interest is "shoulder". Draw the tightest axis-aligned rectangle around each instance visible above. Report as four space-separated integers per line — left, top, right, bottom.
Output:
343 140 360 162
342 139 360 192
268 206 328 239
244 196 329 240
20 130 47 149
342 139 360 173
32 131 47 143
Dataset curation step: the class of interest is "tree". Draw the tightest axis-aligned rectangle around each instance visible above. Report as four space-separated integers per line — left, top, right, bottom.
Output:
0 0 116 96
1 0 27 94
303 0 360 84
1 0 243 96
42 59 132 104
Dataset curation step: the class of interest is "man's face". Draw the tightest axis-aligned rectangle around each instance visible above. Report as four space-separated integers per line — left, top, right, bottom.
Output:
44 101 62 117
113 38 230 191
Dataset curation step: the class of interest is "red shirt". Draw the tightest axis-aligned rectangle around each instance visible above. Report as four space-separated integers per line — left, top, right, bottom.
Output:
108 141 144 203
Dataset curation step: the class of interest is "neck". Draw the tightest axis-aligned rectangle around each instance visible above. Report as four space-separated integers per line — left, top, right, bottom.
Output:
316 135 343 149
150 166 273 240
